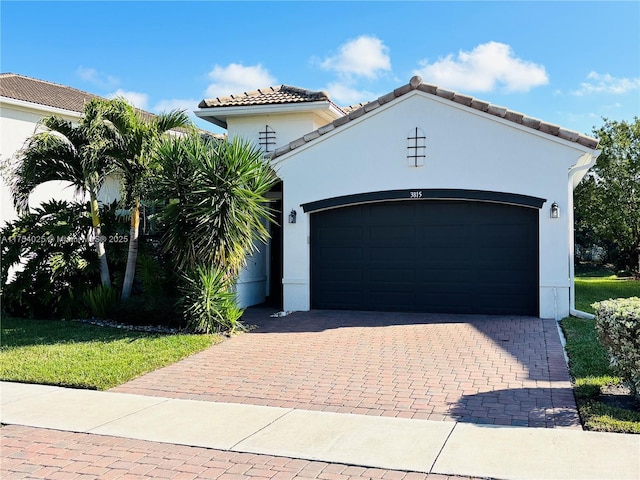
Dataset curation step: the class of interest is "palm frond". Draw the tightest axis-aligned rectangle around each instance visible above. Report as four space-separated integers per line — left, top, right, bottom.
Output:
11 132 85 213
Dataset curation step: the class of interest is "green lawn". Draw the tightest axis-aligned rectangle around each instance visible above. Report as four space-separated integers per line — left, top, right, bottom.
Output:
562 271 640 433
0 317 221 390
574 275 640 314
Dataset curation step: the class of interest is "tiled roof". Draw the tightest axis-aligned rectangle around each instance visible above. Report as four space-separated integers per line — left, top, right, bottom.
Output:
198 84 343 111
341 102 368 114
269 76 599 159
0 73 100 113
0 72 221 137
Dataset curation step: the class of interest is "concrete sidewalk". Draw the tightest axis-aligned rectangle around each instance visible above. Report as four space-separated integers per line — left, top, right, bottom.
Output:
1 381 638 480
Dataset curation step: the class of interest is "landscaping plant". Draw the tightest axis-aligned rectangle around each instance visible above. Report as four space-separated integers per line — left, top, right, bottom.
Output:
99 99 191 301
1 200 99 319
152 133 278 333
8 100 123 288
179 263 243 334
594 297 640 401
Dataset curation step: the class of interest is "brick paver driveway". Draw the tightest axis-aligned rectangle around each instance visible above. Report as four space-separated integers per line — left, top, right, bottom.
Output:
112 309 580 428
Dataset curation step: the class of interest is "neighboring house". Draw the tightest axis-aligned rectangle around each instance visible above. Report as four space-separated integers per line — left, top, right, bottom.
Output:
195 76 601 319
0 73 123 227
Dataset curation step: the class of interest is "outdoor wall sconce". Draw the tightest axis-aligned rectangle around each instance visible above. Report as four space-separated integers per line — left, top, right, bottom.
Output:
550 202 560 219
288 209 297 224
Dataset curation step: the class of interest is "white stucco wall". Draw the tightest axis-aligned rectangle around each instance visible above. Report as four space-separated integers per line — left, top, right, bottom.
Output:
273 91 597 318
1 101 84 226
228 112 325 154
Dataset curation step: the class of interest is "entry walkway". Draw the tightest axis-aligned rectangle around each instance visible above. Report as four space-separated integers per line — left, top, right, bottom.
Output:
2 382 638 480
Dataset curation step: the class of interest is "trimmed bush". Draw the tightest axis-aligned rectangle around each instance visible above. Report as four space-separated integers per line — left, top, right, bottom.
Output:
594 297 640 400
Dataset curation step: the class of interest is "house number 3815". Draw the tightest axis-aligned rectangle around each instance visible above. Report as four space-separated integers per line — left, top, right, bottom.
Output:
410 191 423 198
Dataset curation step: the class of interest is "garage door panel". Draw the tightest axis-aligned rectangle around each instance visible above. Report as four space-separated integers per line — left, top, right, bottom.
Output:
369 247 415 263
318 226 362 243
417 269 473 283
369 268 415 282
317 268 362 283
315 290 364 309
419 226 471 246
311 200 539 315
368 226 416 245
317 247 364 262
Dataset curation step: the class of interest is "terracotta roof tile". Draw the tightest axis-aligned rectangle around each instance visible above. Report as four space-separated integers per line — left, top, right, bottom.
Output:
0 72 100 113
269 76 600 159
198 85 342 110
0 73 220 137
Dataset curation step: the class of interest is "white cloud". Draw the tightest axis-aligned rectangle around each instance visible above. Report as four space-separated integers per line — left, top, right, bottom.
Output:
414 41 548 93
205 63 276 98
326 82 375 106
107 89 149 110
153 98 199 114
76 66 119 89
572 71 640 96
321 35 391 79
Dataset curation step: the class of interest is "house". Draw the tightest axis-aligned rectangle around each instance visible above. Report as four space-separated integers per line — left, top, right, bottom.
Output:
195 76 600 319
1 73 91 225
0 73 125 226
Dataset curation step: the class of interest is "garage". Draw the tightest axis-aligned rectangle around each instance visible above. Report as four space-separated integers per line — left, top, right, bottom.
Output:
310 198 539 315
197 75 601 318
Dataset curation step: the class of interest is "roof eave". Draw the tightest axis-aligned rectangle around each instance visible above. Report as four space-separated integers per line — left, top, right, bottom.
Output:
194 100 342 130
0 96 83 118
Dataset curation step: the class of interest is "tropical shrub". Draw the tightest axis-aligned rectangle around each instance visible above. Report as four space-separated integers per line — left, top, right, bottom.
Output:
82 285 119 319
594 297 640 400
152 134 277 275
179 263 243 334
151 133 277 333
1 200 99 318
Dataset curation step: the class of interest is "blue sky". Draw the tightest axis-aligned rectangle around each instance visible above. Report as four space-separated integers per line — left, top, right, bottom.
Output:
2 1 639 135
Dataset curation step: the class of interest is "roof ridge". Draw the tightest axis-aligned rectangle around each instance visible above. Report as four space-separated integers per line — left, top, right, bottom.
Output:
269 76 599 159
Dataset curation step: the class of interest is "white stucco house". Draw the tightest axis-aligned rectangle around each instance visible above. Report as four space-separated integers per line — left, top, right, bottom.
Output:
2 73 601 319
195 76 601 319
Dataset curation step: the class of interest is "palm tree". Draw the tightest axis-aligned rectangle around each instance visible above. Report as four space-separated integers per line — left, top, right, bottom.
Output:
101 99 191 301
10 99 117 287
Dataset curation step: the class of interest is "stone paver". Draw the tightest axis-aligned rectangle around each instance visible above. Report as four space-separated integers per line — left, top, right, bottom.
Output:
112 309 579 428
0 425 481 480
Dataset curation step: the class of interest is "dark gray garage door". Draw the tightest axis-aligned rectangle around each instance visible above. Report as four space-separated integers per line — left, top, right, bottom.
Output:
311 200 539 315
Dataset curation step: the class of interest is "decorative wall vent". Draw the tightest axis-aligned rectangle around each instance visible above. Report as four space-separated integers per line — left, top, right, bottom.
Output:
407 127 426 167
258 125 276 153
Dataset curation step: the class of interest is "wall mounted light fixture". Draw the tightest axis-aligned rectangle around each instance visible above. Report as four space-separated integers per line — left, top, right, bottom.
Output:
288 209 297 224
550 202 560 219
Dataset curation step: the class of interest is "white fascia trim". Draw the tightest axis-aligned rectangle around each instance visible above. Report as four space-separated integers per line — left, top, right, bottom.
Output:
194 101 342 124
0 96 82 119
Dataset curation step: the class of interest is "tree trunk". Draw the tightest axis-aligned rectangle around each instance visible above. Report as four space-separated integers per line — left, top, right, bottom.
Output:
121 198 140 301
90 192 111 288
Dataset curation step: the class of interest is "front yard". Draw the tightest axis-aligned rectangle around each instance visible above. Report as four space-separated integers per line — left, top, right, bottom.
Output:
0 317 221 390
1 269 638 433
561 272 640 433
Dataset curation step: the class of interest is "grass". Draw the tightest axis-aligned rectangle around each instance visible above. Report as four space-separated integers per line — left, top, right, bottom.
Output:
562 266 640 433
0 317 222 390
574 276 639 314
